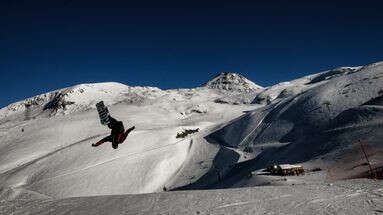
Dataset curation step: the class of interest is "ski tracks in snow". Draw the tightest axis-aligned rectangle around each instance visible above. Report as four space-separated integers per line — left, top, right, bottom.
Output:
0 134 105 176
291 188 383 213
24 134 194 187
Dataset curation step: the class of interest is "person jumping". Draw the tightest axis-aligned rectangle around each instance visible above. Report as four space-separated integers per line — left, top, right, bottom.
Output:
92 116 135 149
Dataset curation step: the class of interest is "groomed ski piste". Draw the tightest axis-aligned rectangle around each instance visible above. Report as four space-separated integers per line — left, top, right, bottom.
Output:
0 65 383 214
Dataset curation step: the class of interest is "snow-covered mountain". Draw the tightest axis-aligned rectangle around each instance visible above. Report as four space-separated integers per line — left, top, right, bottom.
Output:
204 72 263 92
0 83 165 120
1 64 383 214
252 66 362 105
0 72 261 121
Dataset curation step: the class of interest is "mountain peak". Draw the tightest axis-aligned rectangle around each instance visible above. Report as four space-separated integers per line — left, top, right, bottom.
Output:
204 72 263 92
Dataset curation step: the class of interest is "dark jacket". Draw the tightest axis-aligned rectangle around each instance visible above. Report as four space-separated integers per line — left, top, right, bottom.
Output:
93 116 132 148
108 117 125 144
108 117 124 135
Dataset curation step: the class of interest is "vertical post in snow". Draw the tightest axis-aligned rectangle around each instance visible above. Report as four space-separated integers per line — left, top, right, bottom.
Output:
358 139 376 179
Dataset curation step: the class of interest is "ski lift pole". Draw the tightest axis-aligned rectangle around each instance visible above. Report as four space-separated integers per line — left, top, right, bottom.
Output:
358 139 376 179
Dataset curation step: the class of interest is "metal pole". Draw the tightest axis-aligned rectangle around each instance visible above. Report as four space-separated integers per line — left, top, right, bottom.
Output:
358 140 376 179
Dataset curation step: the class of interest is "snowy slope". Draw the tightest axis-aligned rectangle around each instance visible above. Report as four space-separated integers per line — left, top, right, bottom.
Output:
2 179 382 215
252 66 362 105
204 62 383 187
0 74 263 199
1 64 383 214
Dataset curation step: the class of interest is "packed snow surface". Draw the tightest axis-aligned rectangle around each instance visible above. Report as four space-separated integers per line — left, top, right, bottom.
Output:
1 62 383 214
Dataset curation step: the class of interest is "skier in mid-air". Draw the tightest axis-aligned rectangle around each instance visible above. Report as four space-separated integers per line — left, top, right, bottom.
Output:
92 116 135 149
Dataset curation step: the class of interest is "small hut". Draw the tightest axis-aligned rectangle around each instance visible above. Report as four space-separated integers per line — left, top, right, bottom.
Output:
267 164 304 176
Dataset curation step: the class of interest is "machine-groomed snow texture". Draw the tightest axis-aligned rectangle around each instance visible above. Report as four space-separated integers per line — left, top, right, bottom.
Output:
1 63 383 214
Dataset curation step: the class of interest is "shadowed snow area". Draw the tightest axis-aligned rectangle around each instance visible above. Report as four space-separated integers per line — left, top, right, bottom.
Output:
1 65 383 214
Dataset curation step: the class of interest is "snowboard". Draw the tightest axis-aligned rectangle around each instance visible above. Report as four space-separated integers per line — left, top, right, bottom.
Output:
96 101 110 125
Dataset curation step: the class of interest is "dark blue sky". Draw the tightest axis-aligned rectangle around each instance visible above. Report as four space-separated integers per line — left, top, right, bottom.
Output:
1 0 383 108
